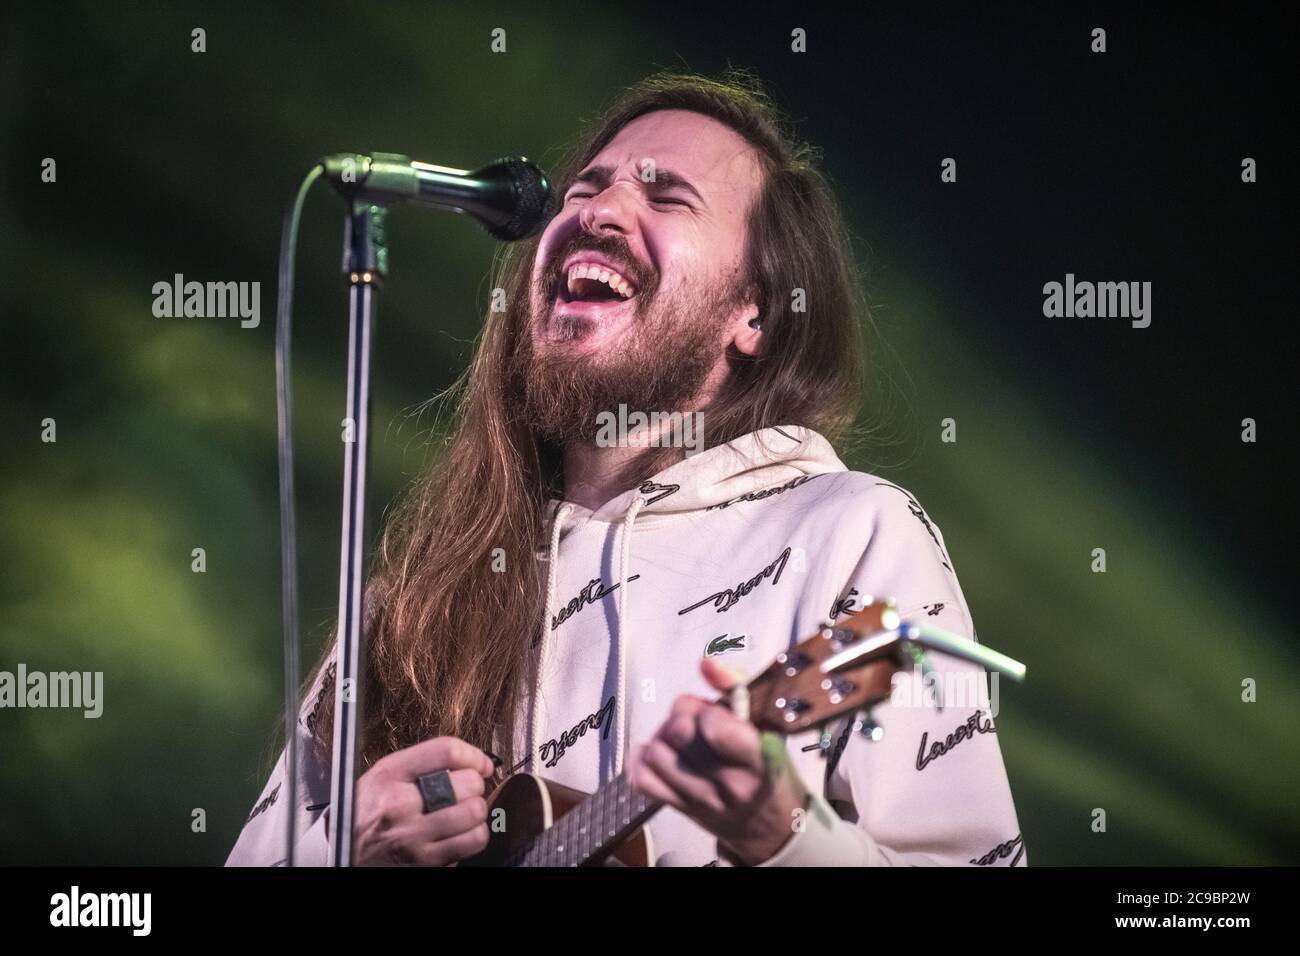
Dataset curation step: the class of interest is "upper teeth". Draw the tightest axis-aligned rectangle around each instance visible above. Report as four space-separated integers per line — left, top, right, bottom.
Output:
566 262 636 299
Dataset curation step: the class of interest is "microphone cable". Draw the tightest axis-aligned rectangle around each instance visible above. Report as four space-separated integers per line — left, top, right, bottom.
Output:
275 164 323 867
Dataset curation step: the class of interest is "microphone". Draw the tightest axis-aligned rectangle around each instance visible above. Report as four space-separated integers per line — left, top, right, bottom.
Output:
319 152 553 241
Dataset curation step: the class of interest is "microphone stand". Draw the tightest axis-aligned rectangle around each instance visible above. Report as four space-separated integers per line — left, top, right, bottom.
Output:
327 197 388 865
295 151 547 865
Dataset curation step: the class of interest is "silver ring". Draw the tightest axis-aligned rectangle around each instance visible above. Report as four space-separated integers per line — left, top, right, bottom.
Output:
416 769 456 814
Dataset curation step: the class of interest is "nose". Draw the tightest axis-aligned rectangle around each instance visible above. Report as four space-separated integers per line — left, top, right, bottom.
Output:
577 181 638 237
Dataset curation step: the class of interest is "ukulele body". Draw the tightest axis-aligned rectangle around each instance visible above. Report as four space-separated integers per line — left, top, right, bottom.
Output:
461 772 657 867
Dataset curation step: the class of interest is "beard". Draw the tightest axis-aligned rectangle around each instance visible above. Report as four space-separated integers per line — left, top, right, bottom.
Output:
510 252 745 447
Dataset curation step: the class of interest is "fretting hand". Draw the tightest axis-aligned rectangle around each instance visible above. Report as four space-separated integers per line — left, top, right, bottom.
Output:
626 657 809 866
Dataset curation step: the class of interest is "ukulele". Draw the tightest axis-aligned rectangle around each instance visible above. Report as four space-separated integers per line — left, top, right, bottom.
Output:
461 597 1026 867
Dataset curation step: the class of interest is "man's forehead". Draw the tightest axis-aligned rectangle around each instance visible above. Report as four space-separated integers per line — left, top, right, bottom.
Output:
586 109 760 198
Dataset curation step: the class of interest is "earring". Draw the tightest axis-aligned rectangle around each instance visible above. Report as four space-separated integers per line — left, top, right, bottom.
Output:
748 317 763 330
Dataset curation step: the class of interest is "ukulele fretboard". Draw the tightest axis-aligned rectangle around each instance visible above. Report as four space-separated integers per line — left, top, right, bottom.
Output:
507 770 658 867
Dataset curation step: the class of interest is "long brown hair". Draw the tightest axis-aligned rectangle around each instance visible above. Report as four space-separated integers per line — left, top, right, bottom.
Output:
304 67 872 774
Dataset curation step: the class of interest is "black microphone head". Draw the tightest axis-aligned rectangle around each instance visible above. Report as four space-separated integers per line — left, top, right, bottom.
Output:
471 157 554 241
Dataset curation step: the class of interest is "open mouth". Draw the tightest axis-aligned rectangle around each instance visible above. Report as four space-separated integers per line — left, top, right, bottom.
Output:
554 260 640 311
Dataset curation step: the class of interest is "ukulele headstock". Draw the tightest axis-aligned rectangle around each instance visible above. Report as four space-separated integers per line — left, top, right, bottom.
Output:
744 599 906 734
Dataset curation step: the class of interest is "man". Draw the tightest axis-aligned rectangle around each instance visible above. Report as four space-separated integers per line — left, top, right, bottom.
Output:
227 70 1025 867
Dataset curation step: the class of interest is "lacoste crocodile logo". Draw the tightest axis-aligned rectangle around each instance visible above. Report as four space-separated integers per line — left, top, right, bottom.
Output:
704 634 747 656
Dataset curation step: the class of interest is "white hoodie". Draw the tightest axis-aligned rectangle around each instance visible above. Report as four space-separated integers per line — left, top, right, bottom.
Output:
227 425 1026 867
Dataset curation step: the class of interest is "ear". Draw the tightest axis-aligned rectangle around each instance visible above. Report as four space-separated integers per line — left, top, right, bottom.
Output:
726 298 763 357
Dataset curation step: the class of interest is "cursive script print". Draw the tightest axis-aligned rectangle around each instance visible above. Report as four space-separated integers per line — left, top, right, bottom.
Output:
245 783 280 825
830 587 860 619
705 474 820 511
538 696 616 769
875 482 953 573
551 575 641 631
970 834 1025 866
638 480 679 506
824 718 854 781
677 547 791 616
303 660 336 734
915 709 996 771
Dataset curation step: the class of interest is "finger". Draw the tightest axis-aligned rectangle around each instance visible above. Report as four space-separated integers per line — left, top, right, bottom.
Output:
643 738 726 815
661 704 761 773
700 656 745 691
423 822 491 867
697 704 764 770
657 712 725 774
660 708 703 750
627 744 685 812
411 792 489 844
364 792 487 867
668 693 711 720
386 737 495 780
383 767 486 821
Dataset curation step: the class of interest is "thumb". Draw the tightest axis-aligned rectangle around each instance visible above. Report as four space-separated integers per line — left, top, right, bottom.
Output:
700 656 745 691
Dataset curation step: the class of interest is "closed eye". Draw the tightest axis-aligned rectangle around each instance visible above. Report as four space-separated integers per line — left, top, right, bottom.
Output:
566 190 690 205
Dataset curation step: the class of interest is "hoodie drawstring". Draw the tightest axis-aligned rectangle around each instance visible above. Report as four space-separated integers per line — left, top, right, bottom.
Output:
527 502 573 774
612 494 646 780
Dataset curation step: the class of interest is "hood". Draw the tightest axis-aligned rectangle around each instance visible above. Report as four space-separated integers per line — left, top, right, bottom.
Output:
542 424 848 528
526 425 848 781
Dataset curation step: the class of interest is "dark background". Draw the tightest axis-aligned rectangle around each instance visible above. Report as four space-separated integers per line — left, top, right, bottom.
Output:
2 1 1295 865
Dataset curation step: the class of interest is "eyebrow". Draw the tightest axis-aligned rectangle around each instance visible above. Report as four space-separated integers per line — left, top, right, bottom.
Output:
569 163 705 204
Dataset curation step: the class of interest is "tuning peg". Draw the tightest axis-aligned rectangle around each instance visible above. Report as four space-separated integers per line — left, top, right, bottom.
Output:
854 711 884 742
800 723 840 759
814 724 835 757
